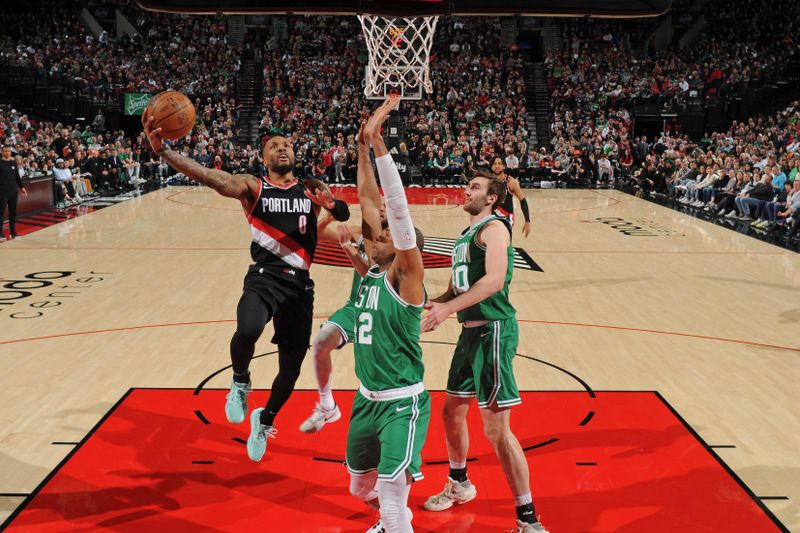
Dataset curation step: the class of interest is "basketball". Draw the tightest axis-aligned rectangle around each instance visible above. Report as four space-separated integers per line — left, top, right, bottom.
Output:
145 90 196 140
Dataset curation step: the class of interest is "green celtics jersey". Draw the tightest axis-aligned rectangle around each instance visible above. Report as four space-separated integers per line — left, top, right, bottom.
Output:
451 214 515 322
353 265 424 391
346 237 369 305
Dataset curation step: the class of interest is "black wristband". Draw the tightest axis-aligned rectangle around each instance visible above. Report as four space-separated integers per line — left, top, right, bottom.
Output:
329 198 350 221
520 198 531 223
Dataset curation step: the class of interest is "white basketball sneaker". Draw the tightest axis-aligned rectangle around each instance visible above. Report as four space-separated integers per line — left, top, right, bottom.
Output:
423 477 477 511
299 403 342 433
517 519 550 532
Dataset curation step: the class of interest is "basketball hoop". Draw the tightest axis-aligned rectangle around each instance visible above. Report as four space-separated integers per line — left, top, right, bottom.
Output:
358 15 438 100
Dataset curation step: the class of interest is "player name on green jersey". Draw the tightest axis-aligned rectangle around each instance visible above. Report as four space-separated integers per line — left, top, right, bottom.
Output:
452 214 516 322
353 265 424 392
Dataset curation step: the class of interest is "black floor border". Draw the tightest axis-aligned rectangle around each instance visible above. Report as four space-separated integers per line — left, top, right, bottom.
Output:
0 388 134 531
313 457 345 464
654 391 789 532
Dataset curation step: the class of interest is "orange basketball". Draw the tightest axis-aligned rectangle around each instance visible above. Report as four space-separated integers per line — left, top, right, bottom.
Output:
146 90 196 140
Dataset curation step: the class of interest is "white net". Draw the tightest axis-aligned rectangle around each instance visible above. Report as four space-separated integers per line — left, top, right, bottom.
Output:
358 15 439 100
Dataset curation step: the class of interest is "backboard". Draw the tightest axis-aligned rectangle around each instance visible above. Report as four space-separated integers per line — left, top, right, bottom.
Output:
137 0 672 17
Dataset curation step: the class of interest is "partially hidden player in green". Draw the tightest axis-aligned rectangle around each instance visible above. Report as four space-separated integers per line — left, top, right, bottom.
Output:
298 131 387 433
420 170 549 533
339 96 429 533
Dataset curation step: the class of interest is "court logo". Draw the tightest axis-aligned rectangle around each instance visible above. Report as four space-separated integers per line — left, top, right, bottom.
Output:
1 270 112 319
313 237 543 271
593 217 685 237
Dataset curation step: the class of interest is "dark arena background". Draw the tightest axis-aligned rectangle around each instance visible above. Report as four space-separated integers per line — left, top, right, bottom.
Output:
0 0 798 532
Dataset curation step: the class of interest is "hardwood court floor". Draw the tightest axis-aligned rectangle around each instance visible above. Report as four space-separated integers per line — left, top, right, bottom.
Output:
1 187 798 530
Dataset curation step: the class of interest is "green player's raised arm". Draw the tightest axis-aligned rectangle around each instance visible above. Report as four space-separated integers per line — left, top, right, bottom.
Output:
363 97 424 305
356 121 383 258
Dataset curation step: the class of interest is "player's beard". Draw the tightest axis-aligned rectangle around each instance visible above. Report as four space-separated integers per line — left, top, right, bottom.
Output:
463 196 484 215
271 161 294 174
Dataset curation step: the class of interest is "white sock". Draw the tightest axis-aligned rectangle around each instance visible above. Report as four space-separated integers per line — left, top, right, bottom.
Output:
377 476 413 533
449 460 466 470
313 323 340 411
319 385 335 410
513 492 533 506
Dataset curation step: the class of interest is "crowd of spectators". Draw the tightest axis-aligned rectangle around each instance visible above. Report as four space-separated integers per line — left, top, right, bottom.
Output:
0 1 260 205
622 101 800 240
1 104 145 206
257 16 367 182
550 1 796 113
0 1 240 102
0 99 252 207
543 0 800 189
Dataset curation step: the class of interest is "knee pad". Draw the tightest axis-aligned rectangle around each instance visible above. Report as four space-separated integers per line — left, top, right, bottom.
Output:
349 474 378 502
377 477 413 533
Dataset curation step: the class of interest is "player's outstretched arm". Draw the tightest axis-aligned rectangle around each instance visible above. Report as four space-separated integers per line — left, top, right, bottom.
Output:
365 98 395 159
364 97 424 303
421 221 508 332
356 121 382 256
142 112 258 208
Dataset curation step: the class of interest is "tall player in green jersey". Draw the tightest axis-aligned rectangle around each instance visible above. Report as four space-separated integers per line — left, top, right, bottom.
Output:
421 172 549 533
344 97 430 533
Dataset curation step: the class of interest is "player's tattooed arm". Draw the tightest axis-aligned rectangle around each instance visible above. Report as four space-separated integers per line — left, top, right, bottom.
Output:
142 113 258 207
